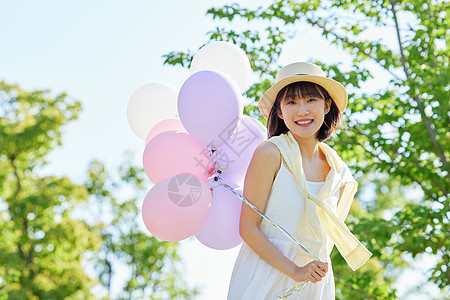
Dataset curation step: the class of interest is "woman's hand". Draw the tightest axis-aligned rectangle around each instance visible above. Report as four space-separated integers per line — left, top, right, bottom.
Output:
290 260 328 283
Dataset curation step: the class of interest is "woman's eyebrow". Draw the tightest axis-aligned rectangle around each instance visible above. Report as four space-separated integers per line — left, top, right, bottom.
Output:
284 94 315 100
285 93 301 100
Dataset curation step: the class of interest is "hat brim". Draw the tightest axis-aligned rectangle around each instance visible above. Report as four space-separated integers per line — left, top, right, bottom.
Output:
258 75 348 120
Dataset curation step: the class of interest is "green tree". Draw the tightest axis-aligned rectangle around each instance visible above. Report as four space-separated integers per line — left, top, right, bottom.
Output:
84 159 198 300
0 82 197 299
163 0 449 298
0 81 99 299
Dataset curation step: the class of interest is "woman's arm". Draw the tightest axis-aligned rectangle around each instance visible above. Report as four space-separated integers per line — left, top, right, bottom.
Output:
239 141 328 283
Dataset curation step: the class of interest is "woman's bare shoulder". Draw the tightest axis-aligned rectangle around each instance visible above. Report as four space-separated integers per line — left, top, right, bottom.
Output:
241 141 282 228
253 140 281 159
250 141 282 178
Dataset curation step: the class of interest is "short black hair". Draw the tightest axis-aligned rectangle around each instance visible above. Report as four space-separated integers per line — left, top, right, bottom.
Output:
266 81 341 142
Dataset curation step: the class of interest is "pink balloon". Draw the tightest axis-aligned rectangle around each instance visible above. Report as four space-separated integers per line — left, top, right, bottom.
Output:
194 180 243 250
178 70 243 148
142 174 212 242
145 118 187 146
215 115 266 186
143 131 214 184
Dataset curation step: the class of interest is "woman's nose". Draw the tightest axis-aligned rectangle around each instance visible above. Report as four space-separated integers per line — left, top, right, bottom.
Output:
297 102 309 115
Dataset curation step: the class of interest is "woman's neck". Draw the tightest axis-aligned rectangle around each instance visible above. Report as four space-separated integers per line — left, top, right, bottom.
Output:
291 134 321 161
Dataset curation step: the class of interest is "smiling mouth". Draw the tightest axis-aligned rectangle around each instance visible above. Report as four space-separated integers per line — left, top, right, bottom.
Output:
295 120 313 126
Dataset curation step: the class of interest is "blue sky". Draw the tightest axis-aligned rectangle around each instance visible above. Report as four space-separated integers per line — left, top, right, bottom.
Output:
0 1 440 299
0 1 271 298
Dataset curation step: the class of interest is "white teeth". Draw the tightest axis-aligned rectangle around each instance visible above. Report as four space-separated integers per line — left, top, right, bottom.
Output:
296 120 313 125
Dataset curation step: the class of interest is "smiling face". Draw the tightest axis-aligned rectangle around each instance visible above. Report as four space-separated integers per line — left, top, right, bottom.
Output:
267 81 341 141
276 82 330 141
278 96 329 139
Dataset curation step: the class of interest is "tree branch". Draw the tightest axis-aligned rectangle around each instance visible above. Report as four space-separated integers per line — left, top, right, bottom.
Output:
17 245 25 259
388 0 410 79
306 16 403 82
352 125 447 196
352 125 447 197
432 231 450 285
9 154 22 197
389 0 449 172
106 255 112 294
10 154 28 265
406 156 448 197
343 127 438 201
442 253 450 285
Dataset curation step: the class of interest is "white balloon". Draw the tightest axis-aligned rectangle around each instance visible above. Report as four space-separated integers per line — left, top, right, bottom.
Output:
127 82 178 139
190 41 252 94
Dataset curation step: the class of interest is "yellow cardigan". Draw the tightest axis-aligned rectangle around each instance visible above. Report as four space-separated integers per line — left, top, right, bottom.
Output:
267 131 372 271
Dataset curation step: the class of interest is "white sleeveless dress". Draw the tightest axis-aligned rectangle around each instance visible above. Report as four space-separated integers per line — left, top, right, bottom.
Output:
227 162 339 300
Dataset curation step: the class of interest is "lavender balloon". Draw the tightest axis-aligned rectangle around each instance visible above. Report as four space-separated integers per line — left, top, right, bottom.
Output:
178 70 243 148
194 180 243 250
216 115 267 187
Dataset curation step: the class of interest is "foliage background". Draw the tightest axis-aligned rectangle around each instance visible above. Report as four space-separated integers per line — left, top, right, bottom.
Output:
0 0 448 299
165 0 449 298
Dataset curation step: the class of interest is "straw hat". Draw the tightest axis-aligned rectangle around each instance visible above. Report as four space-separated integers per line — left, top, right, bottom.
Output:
258 62 348 120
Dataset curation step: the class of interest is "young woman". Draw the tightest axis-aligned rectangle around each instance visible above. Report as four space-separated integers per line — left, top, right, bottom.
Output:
227 62 371 299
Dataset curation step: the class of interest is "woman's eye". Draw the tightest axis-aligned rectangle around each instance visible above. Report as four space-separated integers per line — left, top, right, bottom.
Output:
308 98 317 102
287 100 296 104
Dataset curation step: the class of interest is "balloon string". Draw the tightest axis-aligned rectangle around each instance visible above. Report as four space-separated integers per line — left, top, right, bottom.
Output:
208 176 317 299
207 147 222 175
206 149 320 299
205 148 319 259
213 177 319 261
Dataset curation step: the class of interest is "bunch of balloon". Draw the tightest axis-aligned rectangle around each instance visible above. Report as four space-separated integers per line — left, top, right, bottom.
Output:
127 41 267 250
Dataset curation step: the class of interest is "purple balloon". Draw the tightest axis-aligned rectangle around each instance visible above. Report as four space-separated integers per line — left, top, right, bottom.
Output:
178 70 243 148
215 115 267 187
194 180 243 250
